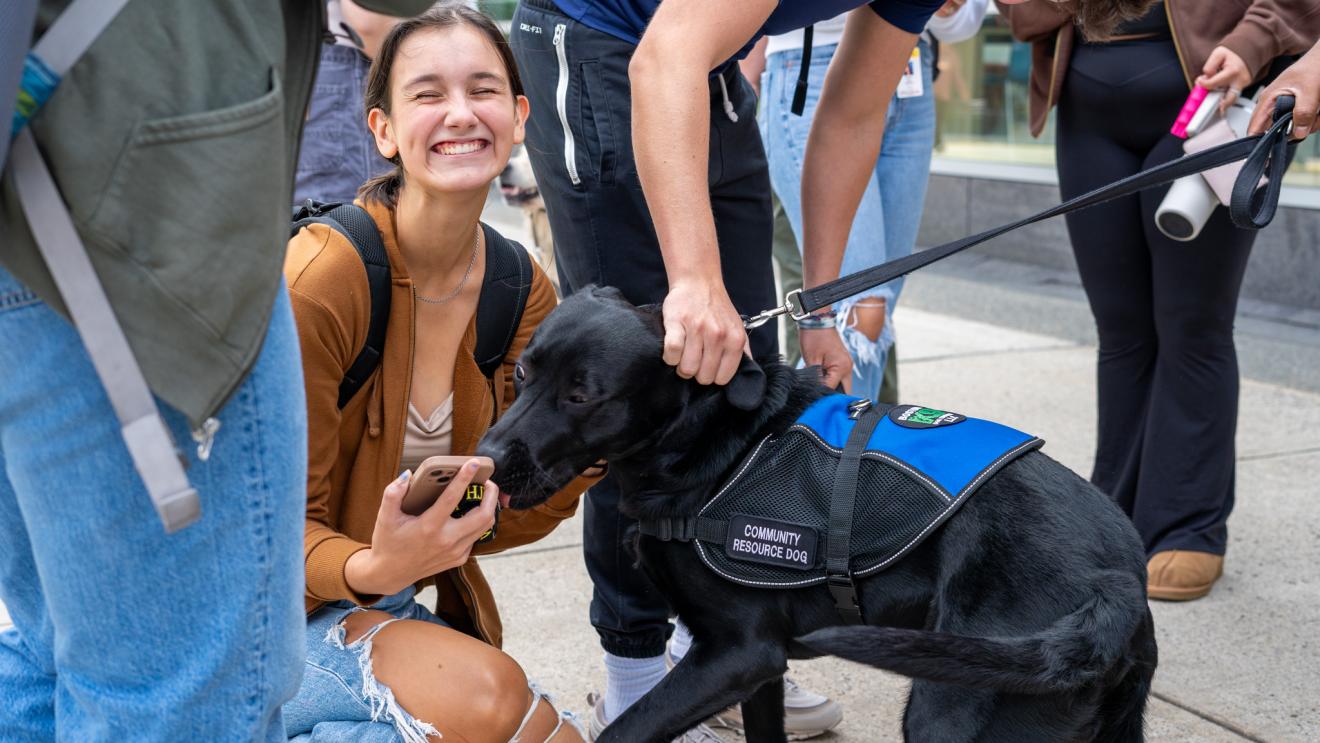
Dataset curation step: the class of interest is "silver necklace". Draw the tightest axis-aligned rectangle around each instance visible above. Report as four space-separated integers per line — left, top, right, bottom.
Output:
415 227 480 305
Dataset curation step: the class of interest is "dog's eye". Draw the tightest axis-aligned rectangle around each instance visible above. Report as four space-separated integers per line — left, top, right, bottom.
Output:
567 393 589 405
513 363 527 393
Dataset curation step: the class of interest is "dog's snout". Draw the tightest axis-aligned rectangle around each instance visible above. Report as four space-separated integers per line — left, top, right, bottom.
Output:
475 438 510 480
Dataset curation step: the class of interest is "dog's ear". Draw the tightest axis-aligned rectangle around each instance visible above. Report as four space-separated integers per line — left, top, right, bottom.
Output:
724 354 766 411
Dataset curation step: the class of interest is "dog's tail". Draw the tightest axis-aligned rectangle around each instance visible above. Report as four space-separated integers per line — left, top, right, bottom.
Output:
796 572 1147 694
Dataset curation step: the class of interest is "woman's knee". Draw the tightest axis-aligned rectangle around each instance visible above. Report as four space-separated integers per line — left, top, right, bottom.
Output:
366 619 533 741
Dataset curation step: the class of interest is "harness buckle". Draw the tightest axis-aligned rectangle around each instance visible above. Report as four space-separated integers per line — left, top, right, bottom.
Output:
847 399 873 420
827 574 864 624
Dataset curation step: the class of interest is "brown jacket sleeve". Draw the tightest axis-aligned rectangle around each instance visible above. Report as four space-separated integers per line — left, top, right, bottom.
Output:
286 224 379 605
473 264 598 556
1219 0 1320 82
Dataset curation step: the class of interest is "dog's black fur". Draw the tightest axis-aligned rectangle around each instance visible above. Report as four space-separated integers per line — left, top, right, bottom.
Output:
478 287 1157 743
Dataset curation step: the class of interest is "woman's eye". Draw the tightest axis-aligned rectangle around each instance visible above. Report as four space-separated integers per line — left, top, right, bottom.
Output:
415 91 441 100
472 88 497 96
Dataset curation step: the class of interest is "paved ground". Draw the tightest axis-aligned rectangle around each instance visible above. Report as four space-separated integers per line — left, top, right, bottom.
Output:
2 208 1315 740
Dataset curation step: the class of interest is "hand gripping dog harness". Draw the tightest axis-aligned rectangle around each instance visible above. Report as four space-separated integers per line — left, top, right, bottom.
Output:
640 395 1043 623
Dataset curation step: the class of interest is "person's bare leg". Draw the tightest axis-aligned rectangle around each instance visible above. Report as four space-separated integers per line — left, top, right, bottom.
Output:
847 297 886 341
342 611 583 742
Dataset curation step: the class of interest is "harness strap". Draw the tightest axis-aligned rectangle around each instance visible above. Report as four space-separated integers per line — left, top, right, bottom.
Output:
790 24 813 117
826 402 885 624
638 515 727 544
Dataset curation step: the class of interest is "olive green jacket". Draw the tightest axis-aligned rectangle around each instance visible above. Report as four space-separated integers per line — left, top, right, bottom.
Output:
0 0 431 426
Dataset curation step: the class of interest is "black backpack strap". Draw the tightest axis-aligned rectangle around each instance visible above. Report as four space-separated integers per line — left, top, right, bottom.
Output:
291 200 392 409
474 223 534 379
826 401 885 625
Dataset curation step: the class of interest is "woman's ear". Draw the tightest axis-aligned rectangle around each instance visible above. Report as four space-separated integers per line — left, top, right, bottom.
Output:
367 107 398 160
513 95 530 146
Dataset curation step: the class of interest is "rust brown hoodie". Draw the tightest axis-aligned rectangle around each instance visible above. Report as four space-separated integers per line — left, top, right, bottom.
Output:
286 198 597 647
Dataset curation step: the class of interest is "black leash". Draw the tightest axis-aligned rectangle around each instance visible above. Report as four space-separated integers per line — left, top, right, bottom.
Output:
745 97 1297 329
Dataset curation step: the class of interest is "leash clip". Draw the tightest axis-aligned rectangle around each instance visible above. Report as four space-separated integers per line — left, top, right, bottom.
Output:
744 289 809 330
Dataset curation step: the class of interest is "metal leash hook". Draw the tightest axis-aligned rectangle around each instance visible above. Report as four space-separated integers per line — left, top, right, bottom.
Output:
744 289 809 329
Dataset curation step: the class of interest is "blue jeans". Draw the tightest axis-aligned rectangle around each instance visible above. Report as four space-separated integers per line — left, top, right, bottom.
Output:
760 40 936 399
0 266 307 741
284 587 450 743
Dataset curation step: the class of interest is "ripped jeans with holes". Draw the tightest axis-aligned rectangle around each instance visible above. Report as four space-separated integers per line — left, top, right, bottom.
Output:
284 586 575 742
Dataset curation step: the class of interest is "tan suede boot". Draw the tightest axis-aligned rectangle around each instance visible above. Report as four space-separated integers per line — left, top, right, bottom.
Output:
1147 550 1224 601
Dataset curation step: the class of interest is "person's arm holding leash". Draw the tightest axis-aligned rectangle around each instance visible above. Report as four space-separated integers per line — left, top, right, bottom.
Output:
630 0 778 387
1250 40 1320 140
798 8 926 390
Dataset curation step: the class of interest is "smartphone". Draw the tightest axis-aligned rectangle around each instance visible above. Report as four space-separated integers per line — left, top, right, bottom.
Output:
402 456 497 543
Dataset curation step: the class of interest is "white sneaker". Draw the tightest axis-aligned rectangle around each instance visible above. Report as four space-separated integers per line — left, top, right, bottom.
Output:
587 691 729 743
708 677 844 740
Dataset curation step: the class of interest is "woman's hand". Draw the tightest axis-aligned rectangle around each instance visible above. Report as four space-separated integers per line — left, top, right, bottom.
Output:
345 460 500 596
1249 44 1320 141
1196 46 1252 113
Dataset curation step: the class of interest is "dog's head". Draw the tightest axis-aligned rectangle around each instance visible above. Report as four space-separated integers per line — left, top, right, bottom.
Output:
498 144 541 206
477 286 766 508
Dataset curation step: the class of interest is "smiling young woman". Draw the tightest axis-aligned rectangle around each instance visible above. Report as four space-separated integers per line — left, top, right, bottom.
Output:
282 5 593 741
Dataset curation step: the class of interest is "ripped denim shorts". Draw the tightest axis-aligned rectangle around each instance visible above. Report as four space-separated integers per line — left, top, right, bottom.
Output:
284 586 576 742
284 586 449 742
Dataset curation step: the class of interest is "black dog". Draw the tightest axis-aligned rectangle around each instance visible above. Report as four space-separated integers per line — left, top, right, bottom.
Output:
478 287 1157 743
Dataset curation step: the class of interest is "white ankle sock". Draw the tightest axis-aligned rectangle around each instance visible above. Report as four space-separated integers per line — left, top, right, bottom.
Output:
668 618 694 662
602 652 668 723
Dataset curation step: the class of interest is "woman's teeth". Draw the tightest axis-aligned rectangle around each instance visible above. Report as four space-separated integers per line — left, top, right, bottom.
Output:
435 141 486 155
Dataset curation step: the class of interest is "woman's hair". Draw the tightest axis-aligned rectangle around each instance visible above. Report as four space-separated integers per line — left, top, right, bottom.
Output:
358 2 525 207
1068 0 1161 42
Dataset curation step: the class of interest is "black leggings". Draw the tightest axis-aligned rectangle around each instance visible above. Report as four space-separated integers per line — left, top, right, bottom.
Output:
1056 39 1255 557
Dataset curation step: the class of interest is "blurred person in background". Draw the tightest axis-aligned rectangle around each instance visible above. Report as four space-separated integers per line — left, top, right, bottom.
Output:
998 0 1320 601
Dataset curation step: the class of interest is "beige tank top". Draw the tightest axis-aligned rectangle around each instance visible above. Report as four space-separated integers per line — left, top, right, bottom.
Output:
400 393 454 472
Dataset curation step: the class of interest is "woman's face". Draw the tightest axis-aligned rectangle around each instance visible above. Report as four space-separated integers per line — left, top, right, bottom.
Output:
370 25 529 197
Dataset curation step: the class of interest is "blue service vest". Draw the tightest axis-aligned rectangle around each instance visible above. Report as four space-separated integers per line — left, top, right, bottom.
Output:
676 395 1044 589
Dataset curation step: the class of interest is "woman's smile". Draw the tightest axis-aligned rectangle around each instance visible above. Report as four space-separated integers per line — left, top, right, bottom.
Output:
432 138 491 157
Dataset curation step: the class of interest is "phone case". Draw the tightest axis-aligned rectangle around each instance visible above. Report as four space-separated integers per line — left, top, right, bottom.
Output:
401 457 497 538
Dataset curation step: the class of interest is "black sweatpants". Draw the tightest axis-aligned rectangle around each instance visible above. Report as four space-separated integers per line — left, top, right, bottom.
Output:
510 0 778 658
1056 38 1255 557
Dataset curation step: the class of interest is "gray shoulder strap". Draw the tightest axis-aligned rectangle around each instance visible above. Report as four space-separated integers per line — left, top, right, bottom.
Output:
32 0 131 74
7 0 200 533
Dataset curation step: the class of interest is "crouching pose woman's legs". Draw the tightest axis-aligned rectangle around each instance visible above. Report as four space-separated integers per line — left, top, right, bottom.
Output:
282 6 594 740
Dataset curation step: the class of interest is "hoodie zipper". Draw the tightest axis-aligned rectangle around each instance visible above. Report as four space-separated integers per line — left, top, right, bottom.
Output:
552 24 581 186
454 565 496 642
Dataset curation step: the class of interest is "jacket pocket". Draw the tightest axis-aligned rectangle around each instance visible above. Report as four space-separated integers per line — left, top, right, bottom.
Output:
86 69 286 338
